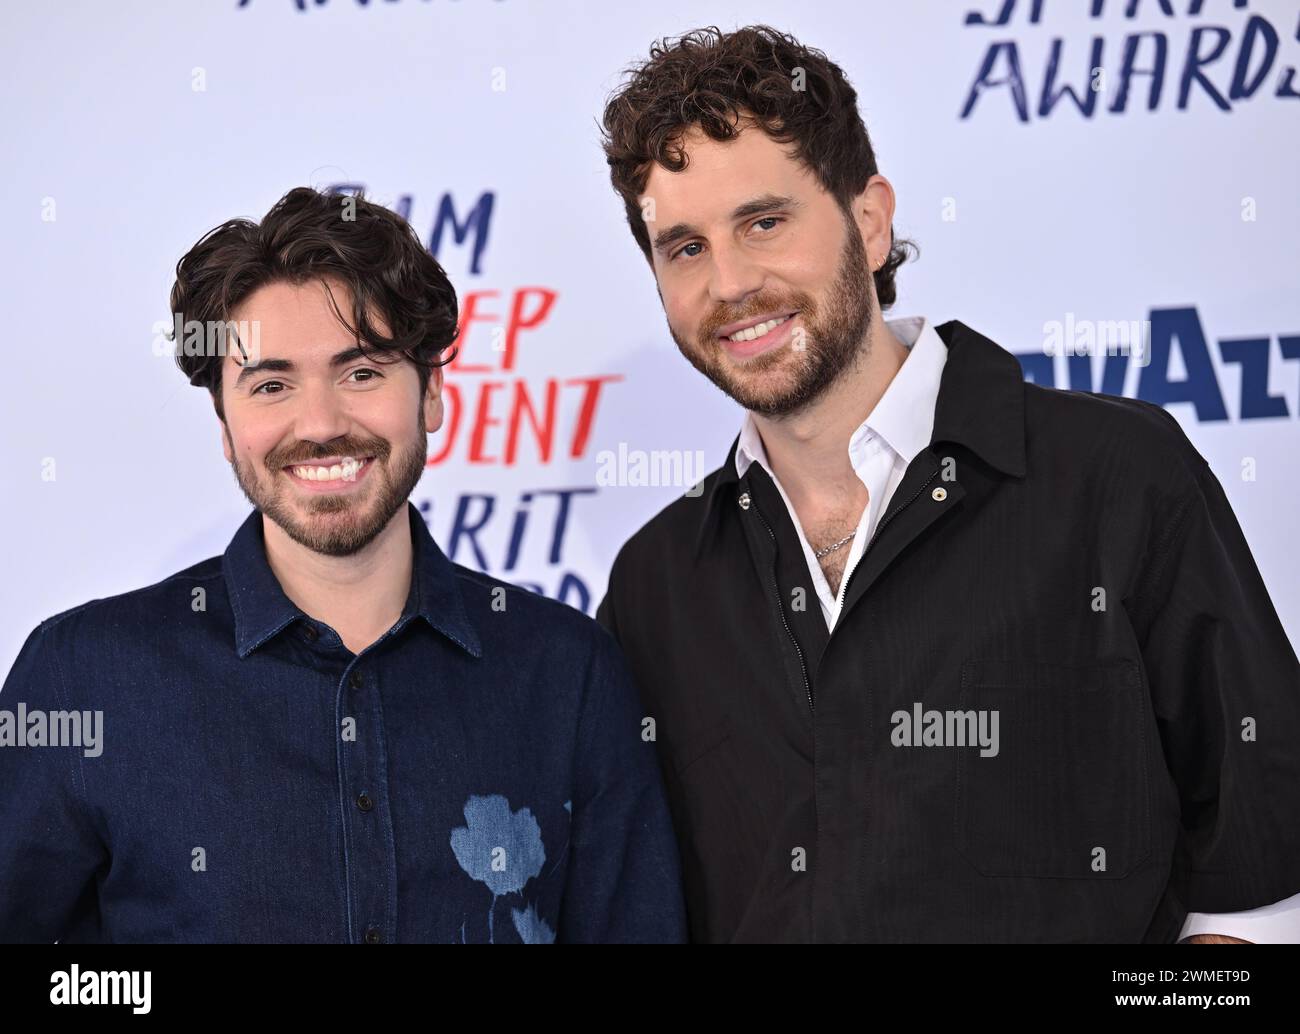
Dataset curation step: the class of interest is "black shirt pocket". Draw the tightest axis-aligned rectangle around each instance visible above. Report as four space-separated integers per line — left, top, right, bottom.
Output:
954 659 1151 878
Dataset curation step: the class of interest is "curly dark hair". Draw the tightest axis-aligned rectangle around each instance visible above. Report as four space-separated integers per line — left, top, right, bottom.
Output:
600 24 917 308
169 186 459 422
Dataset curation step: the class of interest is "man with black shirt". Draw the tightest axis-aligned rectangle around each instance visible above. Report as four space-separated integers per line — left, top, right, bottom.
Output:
595 26 1300 943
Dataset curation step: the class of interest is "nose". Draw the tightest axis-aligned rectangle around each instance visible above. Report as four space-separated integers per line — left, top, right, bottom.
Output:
707 238 765 308
291 381 355 456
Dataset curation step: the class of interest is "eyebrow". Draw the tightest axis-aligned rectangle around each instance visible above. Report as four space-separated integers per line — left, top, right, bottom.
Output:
233 345 373 389
650 193 802 255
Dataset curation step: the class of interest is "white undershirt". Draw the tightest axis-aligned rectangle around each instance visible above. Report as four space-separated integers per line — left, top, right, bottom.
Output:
735 315 945 631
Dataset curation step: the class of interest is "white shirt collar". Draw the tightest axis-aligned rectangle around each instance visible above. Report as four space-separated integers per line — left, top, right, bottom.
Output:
735 315 948 478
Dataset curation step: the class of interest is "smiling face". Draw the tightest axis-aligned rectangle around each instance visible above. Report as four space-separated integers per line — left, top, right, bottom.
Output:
644 122 885 418
218 276 443 557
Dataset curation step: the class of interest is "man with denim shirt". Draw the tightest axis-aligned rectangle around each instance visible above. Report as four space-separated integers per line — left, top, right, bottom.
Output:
0 186 685 944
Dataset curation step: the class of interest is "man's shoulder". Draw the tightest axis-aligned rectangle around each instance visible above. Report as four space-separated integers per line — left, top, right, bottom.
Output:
605 460 734 584
4 554 225 691
449 562 613 651
33 554 225 641
1022 382 1208 489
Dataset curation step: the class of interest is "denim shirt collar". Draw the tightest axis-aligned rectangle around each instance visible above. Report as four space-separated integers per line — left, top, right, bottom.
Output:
222 501 482 660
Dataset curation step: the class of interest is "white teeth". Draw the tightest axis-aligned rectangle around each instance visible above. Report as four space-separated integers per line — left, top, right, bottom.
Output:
727 314 792 342
290 458 367 482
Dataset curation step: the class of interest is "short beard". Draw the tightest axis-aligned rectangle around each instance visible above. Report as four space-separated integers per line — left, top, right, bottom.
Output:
668 206 876 419
226 411 428 558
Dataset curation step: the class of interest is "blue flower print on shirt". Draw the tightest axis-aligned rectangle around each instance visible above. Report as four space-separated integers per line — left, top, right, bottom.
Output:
511 902 556 944
450 794 548 942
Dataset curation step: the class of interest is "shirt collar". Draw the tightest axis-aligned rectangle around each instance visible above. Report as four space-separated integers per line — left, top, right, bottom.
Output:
697 317 1027 559
223 500 483 660
733 315 947 480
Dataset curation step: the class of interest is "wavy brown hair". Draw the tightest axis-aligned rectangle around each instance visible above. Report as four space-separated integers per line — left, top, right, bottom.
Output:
600 24 916 307
169 186 459 422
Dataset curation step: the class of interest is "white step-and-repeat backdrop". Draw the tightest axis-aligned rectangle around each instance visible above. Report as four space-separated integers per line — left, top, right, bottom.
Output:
3 0 1297 671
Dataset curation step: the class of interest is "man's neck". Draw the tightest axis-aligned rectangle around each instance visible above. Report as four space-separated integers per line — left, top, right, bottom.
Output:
753 317 910 513
262 506 413 654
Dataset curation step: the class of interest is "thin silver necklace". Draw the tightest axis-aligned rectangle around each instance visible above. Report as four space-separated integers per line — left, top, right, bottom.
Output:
814 531 855 559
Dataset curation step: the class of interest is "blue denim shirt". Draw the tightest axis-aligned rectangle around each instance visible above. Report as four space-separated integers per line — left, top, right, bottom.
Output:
0 502 686 943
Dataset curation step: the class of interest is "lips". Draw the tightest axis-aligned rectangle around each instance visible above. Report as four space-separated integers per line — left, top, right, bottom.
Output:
716 310 798 340
282 454 374 470
718 313 799 359
283 455 375 487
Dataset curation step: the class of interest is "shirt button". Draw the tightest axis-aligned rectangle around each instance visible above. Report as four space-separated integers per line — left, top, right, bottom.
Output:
349 670 362 688
932 486 948 501
364 926 382 944
302 624 318 642
356 792 373 812
738 492 751 510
